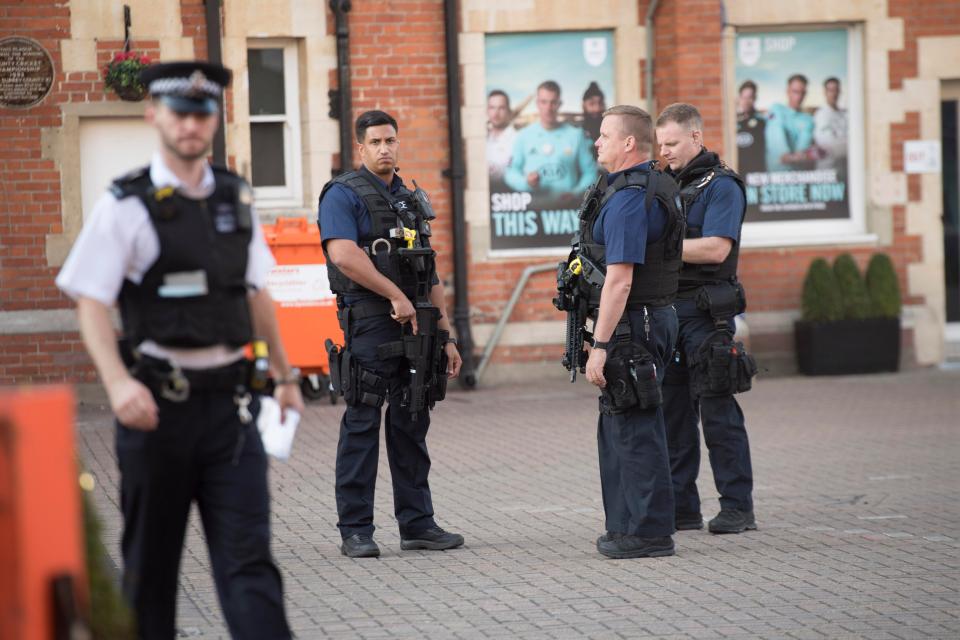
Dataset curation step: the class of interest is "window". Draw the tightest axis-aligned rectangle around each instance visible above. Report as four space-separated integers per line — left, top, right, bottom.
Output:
247 41 302 206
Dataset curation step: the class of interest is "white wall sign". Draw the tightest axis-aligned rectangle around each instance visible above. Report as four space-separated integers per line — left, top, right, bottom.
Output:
904 140 942 174
265 264 336 308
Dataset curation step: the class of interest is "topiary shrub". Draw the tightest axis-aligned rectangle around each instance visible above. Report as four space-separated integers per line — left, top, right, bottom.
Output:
801 258 844 322
833 253 872 320
83 490 135 639
865 253 902 319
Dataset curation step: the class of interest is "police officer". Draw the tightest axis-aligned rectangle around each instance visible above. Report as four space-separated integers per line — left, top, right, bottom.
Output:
56 61 301 639
655 103 756 534
577 105 683 559
318 110 464 558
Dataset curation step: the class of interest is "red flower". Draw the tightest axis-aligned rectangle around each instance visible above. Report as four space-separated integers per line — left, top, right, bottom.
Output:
113 52 124 62
140 55 150 65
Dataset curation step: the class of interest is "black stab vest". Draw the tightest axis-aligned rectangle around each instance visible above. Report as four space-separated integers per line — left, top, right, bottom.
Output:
318 170 435 301
676 157 746 292
576 165 685 309
114 166 254 348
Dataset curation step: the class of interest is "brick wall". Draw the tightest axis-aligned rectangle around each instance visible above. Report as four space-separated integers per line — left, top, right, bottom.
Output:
0 7 181 385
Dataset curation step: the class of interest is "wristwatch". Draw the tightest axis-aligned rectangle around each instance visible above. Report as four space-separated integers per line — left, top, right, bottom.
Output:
445 337 458 346
590 337 610 350
275 367 301 385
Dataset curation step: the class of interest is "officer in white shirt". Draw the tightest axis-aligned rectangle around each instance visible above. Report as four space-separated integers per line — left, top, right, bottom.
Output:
57 61 301 640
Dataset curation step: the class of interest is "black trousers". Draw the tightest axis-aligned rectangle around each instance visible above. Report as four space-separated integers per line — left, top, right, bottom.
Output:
663 297 754 516
335 313 437 538
597 305 678 538
115 390 289 640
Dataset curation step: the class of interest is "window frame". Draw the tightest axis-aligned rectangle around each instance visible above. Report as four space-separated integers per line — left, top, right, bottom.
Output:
247 39 302 207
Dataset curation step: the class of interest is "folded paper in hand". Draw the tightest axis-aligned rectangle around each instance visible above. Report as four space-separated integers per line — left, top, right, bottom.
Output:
257 396 300 460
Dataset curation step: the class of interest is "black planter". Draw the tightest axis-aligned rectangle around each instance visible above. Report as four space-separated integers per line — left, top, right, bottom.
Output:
794 317 901 375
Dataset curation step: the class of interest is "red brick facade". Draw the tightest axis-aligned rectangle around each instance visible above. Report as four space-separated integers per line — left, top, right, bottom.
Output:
1 0 958 385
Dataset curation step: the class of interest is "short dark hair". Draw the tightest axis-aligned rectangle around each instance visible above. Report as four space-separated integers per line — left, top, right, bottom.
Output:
537 80 561 96
488 89 509 106
738 80 757 95
824 76 840 87
355 110 398 142
655 102 703 132
787 73 808 86
603 105 653 148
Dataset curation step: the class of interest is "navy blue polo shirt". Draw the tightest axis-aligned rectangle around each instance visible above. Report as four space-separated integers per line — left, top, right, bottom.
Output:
318 166 438 303
592 162 666 265
318 166 403 246
684 175 745 241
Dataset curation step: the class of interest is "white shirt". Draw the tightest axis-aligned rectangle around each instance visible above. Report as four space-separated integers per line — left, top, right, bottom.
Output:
487 125 517 181
813 105 847 170
56 153 276 368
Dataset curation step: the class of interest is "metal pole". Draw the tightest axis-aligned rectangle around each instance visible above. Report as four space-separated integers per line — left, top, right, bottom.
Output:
330 0 353 175
443 0 477 388
204 0 226 166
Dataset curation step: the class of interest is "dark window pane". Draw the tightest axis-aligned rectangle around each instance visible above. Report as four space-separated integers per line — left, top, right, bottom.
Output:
251 123 286 187
248 48 285 115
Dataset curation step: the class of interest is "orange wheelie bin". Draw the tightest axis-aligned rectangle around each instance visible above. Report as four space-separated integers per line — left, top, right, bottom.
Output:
262 216 343 403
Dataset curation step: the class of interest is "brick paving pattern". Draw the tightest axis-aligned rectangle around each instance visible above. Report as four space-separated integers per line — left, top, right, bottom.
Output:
76 369 960 639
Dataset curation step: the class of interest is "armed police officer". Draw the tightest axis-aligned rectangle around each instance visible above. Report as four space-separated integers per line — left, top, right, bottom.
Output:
318 110 464 558
655 103 758 535
56 61 301 639
556 105 684 559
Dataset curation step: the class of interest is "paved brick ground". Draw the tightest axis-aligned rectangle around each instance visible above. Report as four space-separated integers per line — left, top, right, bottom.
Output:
76 368 960 639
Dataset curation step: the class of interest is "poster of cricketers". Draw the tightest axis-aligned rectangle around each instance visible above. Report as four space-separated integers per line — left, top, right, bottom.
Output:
734 29 851 223
484 31 615 252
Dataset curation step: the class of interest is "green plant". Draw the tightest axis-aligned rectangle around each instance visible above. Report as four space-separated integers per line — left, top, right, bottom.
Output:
833 253 872 320
865 253 902 318
83 490 135 638
103 51 150 101
801 257 844 322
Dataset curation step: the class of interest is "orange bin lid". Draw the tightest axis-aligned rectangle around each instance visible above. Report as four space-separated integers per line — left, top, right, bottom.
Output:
262 216 321 247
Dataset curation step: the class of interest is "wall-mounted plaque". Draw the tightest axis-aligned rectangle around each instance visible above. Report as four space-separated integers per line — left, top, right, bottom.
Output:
0 37 55 109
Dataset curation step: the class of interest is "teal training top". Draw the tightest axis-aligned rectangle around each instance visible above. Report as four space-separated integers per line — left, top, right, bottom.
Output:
504 122 598 195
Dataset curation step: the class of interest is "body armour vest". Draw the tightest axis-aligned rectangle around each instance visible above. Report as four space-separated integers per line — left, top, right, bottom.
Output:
576 165 685 309
319 170 436 301
113 166 254 348
675 152 746 293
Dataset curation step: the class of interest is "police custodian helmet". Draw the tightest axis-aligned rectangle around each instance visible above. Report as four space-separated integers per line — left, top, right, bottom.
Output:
139 61 232 114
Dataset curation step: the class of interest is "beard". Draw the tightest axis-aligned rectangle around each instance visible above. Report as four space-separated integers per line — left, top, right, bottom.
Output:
161 130 212 162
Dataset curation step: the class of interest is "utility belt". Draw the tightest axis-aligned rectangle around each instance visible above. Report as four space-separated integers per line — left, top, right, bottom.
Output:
599 314 663 416
120 339 255 401
326 300 448 414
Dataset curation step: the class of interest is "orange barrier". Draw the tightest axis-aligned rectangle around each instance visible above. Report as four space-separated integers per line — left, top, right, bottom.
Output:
263 217 344 401
0 386 87 639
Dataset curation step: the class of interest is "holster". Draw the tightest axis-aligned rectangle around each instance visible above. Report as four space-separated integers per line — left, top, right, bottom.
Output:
695 281 747 322
599 323 662 416
325 338 386 408
690 329 757 399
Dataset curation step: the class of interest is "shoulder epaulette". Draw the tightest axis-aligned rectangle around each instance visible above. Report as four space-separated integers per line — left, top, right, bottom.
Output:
109 165 150 199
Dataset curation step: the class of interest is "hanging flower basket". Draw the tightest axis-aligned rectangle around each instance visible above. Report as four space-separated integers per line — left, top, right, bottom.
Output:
103 51 150 101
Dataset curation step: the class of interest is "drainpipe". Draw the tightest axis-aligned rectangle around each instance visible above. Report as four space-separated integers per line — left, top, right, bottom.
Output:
330 0 353 175
645 0 661 155
443 0 477 388
204 0 226 166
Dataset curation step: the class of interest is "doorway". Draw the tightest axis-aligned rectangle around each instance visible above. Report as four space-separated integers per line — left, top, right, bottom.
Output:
942 82 960 329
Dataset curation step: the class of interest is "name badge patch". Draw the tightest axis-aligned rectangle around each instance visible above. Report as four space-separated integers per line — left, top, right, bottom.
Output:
214 203 238 233
158 270 209 298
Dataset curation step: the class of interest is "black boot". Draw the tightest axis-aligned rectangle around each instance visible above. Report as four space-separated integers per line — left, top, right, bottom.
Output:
400 526 465 551
708 509 757 534
341 534 381 558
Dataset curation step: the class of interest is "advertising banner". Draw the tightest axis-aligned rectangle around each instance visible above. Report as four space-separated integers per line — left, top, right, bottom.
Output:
485 31 614 251
734 30 850 223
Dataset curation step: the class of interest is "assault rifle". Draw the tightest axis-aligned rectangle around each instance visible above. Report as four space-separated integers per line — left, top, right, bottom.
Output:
395 189 447 419
400 305 449 420
553 253 606 382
